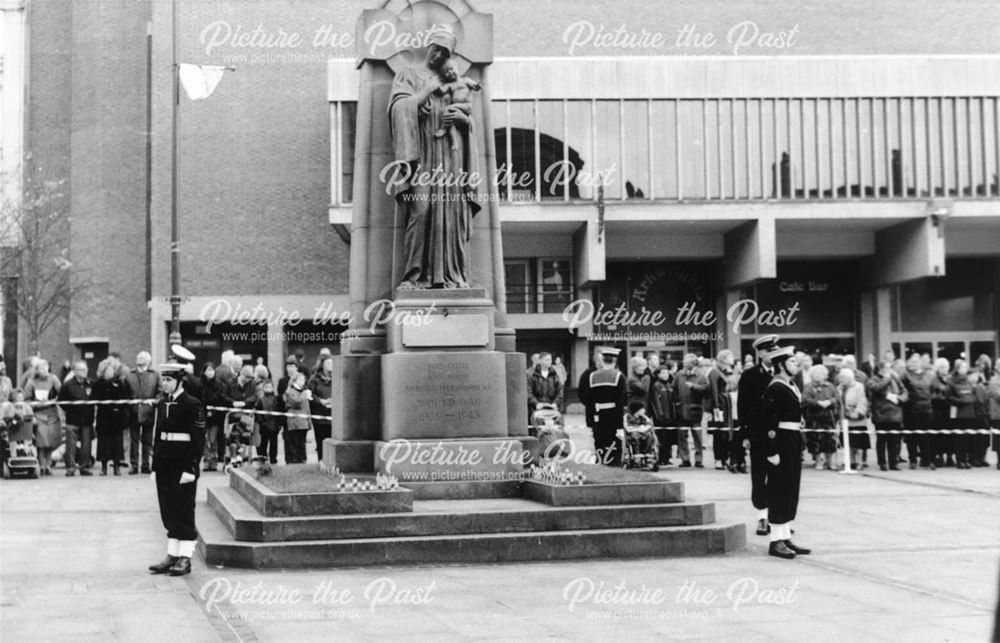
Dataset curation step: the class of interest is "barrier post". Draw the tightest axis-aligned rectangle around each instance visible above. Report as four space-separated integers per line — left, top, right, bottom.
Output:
839 418 857 475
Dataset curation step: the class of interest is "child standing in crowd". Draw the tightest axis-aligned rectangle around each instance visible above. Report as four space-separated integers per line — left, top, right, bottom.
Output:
648 365 677 467
254 380 280 465
283 372 311 464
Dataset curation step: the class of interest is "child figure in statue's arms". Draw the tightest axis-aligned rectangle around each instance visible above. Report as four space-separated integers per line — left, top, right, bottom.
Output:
433 60 481 149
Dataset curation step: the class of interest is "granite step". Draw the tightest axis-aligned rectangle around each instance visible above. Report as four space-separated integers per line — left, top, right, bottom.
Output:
207 486 717 542
196 503 746 569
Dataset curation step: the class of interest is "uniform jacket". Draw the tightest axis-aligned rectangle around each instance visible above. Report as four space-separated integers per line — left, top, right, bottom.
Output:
672 368 708 423
737 364 773 438
760 378 803 457
124 367 159 425
867 372 908 424
151 388 205 476
577 367 598 427
587 368 627 427
527 366 564 409
58 376 95 427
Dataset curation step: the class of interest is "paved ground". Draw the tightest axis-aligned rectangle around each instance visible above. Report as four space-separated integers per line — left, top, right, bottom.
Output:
2 421 999 642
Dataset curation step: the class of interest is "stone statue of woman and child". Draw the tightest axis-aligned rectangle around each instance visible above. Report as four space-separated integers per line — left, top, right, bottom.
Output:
388 25 486 291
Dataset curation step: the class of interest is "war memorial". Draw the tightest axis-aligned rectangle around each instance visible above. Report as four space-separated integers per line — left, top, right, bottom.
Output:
196 0 744 568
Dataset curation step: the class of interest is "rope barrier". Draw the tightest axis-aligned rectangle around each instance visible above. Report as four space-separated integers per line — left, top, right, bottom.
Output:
21 400 1000 434
530 423 1000 435
24 399 334 422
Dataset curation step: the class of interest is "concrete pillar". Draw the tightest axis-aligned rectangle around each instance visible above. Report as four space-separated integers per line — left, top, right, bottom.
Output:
875 287 892 356
720 289 743 355
858 290 876 358
723 218 776 289
267 320 284 377
574 221 606 289
866 215 947 286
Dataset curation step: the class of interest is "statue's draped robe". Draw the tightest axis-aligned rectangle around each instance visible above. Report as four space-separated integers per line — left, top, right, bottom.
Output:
389 64 483 288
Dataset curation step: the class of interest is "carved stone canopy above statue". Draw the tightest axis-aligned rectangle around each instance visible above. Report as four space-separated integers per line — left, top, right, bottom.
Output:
356 0 493 73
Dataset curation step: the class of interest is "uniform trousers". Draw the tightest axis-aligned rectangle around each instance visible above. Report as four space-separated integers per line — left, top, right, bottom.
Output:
155 463 198 541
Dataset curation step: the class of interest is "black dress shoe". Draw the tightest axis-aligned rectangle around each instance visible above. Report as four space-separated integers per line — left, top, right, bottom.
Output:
737 464 748 474
755 519 770 536
168 557 192 576
129 469 139 475
694 462 704 468
80 468 93 476
784 540 811 555
768 541 796 559
889 465 900 471
679 461 691 468
879 464 888 471
149 555 179 574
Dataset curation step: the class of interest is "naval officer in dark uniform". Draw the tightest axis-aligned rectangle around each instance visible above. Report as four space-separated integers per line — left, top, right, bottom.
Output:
583 347 627 466
737 334 779 536
760 344 811 559
148 362 205 576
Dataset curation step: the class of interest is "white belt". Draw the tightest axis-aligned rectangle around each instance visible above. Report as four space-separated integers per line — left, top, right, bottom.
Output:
777 422 802 431
160 433 191 442
595 402 617 411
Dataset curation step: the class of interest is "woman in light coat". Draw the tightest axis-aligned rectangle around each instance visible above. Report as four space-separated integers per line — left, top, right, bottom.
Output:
838 368 869 470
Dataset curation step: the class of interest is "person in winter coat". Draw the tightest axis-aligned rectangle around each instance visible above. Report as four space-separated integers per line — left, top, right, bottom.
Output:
947 359 978 469
868 362 909 471
527 352 564 421
705 350 737 471
968 370 991 467
648 365 677 466
901 353 936 469
930 358 954 467
58 361 95 475
254 380 280 464
838 368 869 470
802 365 840 470
672 353 708 467
307 358 334 461
124 351 159 474
199 363 233 472
93 359 129 475
987 359 1000 470
283 372 312 464
23 360 62 475
626 355 649 409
